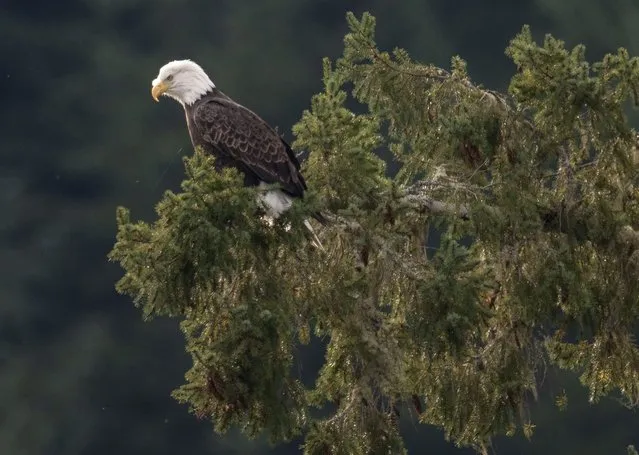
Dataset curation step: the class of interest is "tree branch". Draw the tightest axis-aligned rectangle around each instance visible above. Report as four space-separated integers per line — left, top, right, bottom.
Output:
323 179 638 250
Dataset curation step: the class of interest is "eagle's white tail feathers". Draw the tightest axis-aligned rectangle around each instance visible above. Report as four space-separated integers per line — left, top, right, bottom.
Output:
258 185 293 219
257 184 324 251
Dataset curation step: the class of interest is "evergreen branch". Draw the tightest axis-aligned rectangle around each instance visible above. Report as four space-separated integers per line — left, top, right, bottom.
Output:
369 46 451 82
322 177 639 249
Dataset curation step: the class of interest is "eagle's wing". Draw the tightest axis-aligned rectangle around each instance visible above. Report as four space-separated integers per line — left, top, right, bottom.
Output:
192 97 307 197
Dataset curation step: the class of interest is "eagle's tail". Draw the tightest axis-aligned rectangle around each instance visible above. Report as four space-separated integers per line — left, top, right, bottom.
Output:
256 184 325 251
304 219 325 252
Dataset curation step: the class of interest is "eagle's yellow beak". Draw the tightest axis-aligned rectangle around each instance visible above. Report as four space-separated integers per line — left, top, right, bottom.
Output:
151 80 169 102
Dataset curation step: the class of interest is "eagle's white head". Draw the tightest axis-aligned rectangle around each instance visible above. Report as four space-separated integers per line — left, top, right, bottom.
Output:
151 59 215 106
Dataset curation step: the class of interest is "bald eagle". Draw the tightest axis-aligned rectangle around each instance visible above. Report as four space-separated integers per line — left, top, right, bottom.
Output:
151 60 322 244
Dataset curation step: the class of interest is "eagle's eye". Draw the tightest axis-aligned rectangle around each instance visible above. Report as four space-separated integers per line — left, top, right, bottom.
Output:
167 74 174 81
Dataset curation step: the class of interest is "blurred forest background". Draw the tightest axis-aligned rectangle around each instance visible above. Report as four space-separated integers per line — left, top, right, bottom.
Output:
2 1 639 454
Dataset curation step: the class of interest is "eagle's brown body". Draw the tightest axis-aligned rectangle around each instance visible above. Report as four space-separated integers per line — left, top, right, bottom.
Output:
184 88 307 198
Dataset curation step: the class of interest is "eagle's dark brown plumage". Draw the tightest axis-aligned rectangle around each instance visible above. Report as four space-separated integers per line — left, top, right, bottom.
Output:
185 89 307 198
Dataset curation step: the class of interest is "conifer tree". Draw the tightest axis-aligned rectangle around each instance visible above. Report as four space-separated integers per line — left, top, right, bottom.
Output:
109 12 639 454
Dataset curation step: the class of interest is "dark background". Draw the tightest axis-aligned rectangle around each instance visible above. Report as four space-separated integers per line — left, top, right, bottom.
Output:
2 1 639 453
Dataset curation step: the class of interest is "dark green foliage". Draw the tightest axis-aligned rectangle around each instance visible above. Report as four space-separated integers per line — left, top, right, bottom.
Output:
110 11 639 454
110 149 317 441
293 57 388 213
